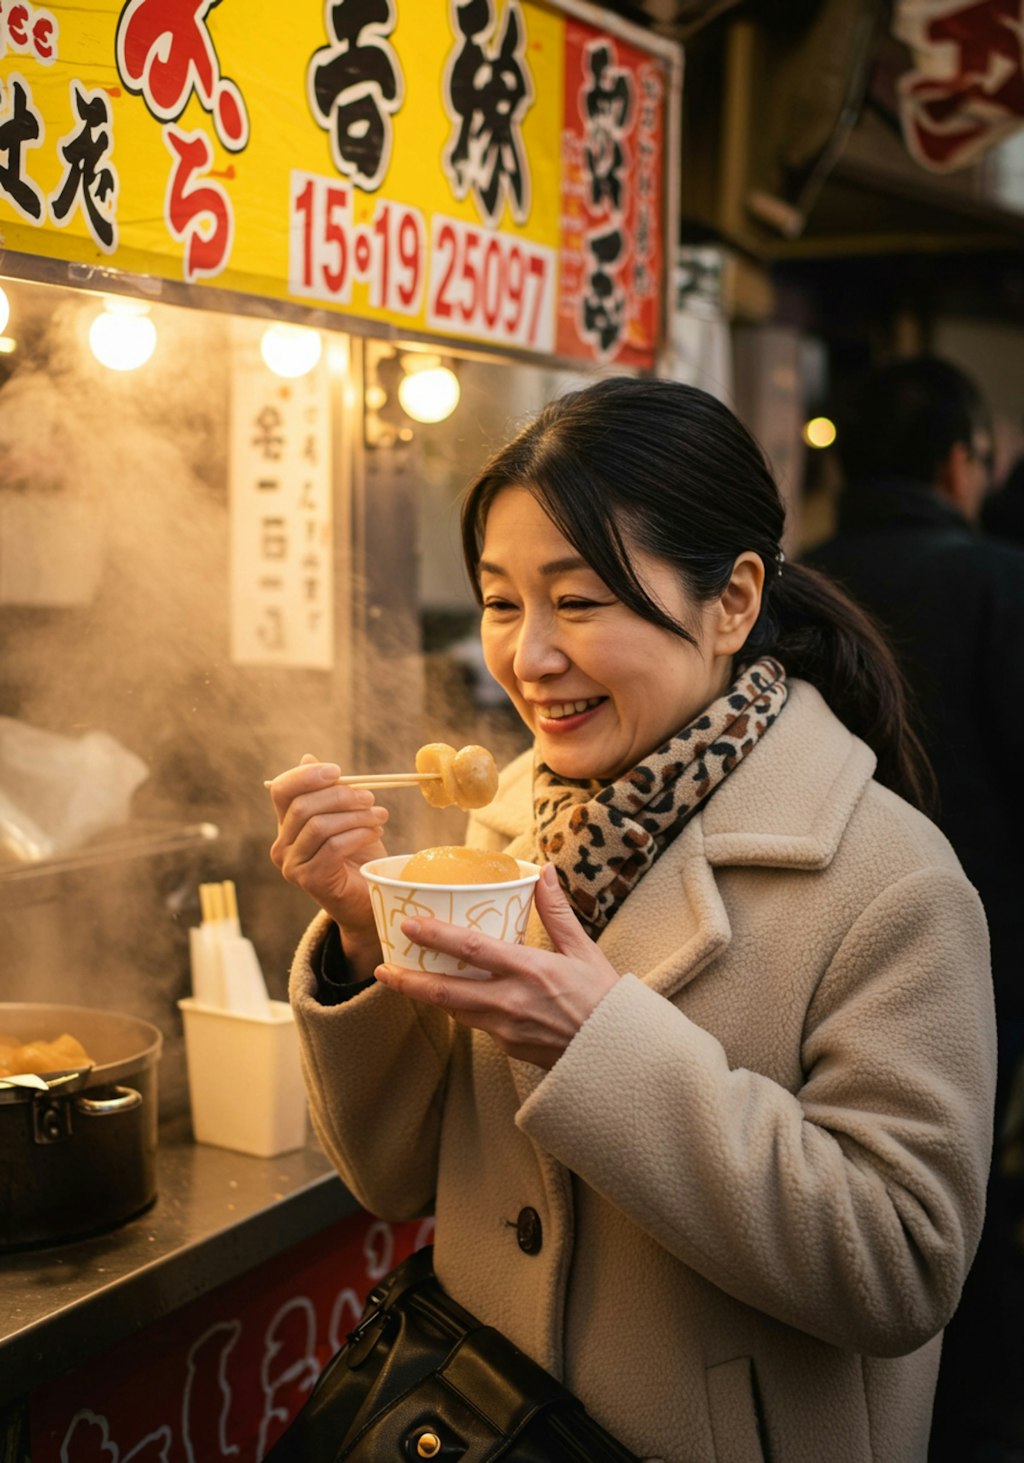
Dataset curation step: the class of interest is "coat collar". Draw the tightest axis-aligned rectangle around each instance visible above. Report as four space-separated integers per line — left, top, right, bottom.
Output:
471 680 876 874
482 681 876 1102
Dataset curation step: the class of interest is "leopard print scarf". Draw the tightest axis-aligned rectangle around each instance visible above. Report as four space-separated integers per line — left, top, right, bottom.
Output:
533 657 788 938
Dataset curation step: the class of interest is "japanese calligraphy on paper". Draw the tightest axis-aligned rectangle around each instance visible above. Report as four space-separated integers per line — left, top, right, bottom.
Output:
228 329 333 670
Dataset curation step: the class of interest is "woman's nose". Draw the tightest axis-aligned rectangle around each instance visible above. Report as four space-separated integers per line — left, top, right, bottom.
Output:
512 613 569 683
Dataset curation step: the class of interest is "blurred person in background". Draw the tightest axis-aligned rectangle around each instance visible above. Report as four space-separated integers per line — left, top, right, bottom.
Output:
804 356 1024 1462
982 452 1024 547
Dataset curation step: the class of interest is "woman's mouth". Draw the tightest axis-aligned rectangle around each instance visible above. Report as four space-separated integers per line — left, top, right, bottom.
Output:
533 697 606 730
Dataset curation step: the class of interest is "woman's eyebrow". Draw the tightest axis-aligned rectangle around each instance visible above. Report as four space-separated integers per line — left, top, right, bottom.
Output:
479 555 589 577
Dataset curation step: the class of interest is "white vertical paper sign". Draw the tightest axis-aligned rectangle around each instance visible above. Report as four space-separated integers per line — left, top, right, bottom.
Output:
229 329 333 669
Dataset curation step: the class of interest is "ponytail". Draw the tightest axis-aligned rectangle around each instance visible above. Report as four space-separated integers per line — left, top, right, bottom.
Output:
745 561 937 814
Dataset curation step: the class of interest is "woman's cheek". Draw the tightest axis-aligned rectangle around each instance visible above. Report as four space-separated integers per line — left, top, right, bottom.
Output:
480 633 509 687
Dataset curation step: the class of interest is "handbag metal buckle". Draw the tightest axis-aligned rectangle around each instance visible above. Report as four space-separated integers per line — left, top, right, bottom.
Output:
346 1299 383 1349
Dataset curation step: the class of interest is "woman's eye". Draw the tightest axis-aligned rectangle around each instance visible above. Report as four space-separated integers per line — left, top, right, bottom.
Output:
558 597 609 612
482 598 517 614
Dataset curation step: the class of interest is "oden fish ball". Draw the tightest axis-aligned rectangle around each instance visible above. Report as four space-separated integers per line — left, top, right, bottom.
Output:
400 846 521 885
415 742 459 807
414 742 499 810
451 744 498 809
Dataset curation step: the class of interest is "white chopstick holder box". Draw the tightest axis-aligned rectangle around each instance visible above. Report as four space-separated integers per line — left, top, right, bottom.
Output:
178 998 307 1157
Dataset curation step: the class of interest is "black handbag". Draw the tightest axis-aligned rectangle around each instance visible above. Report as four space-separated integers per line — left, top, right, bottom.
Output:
262 1245 640 1462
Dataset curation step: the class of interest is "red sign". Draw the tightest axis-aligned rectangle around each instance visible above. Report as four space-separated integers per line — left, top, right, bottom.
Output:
895 0 1024 170
30 1210 432 1461
557 20 667 366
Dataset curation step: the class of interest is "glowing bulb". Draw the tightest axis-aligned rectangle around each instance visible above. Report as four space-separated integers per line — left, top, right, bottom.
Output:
326 337 350 375
0 285 9 336
802 416 837 449
89 305 157 371
397 364 460 424
260 323 322 378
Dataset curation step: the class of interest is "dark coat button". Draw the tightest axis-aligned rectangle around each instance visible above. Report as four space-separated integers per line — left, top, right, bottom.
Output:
516 1206 542 1254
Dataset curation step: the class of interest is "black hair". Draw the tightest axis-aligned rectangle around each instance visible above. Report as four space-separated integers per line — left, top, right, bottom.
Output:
461 375 934 812
835 355 990 485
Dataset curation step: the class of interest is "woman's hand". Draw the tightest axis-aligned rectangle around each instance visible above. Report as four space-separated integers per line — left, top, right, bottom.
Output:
374 864 620 1069
268 754 389 969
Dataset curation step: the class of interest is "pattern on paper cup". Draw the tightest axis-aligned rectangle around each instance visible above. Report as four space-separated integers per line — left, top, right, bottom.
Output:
364 859 540 977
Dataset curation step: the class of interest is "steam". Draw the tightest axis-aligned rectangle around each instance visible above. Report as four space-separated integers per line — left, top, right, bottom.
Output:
0 290 276 1107
0 283 547 1114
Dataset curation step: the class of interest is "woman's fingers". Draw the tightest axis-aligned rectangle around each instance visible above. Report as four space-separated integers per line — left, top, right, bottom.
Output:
267 761 388 886
532 863 591 956
373 958 584 1070
266 758 341 819
394 913 538 981
375 965 493 1011
277 809 385 873
380 866 622 1068
389 865 584 976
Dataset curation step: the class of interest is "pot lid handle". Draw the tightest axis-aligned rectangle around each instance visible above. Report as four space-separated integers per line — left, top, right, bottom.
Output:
0 1064 95 1103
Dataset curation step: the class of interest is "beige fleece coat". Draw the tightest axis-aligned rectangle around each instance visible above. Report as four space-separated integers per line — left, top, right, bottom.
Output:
290 681 996 1463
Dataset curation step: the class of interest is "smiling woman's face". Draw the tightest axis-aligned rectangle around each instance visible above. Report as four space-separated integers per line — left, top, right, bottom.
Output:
478 487 739 782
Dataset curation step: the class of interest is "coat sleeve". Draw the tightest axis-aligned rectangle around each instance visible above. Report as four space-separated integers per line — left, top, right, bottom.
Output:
289 912 456 1220
516 867 997 1357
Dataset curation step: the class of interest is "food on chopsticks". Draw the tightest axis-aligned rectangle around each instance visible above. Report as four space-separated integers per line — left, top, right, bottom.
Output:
400 846 522 885
0 1031 93 1078
414 743 498 810
328 742 499 810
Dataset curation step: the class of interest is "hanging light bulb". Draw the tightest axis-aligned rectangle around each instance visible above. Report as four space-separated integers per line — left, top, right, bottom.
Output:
89 297 157 372
260 323 322 378
0 284 10 336
397 356 460 424
802 416 837 449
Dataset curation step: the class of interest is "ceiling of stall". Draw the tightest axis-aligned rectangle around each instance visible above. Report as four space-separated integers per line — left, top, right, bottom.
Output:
580 0 808 42
591 0 1024 260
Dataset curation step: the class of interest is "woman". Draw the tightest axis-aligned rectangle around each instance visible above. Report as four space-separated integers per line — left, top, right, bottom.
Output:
268 376 996 1463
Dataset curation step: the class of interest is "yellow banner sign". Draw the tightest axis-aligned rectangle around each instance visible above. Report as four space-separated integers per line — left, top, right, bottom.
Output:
0 1 680 366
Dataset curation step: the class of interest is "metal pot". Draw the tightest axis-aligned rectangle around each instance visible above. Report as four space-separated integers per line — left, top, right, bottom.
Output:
0 1002 162 1249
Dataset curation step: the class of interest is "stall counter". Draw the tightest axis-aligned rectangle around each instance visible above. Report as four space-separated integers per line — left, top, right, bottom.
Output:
0 1116 359 1430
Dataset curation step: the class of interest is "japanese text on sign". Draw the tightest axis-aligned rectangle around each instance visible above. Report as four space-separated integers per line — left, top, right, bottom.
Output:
0 0 679 367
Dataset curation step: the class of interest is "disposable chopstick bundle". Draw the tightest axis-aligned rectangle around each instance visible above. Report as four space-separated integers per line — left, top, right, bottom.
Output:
191 879 269 1018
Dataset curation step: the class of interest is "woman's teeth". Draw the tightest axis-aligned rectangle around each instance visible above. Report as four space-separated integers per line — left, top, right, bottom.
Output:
544 699 602 720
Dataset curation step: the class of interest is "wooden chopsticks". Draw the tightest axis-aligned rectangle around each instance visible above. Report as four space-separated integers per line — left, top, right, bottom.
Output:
333 772 440 789
264 772 441 790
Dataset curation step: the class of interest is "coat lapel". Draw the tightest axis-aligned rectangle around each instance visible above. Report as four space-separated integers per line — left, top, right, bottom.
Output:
599 817 732 1001
505 824 730 1108
486 681 878 1106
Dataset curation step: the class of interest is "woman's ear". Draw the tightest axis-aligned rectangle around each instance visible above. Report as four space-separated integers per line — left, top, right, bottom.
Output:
712 552 765 656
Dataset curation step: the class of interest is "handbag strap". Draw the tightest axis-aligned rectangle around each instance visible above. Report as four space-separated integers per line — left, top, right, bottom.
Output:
345 1246 440 1365
436 1319 568 1430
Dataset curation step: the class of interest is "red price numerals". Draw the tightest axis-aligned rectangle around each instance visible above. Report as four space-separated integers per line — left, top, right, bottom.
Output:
366 201 425 316
291 171 353 304
428 216 554 352
289 170 425 316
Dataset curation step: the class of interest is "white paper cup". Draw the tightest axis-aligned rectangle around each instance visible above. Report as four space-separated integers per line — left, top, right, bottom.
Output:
361 854 541 978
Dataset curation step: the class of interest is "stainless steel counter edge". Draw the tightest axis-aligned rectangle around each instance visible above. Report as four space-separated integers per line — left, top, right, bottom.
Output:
0 1116 359 1407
